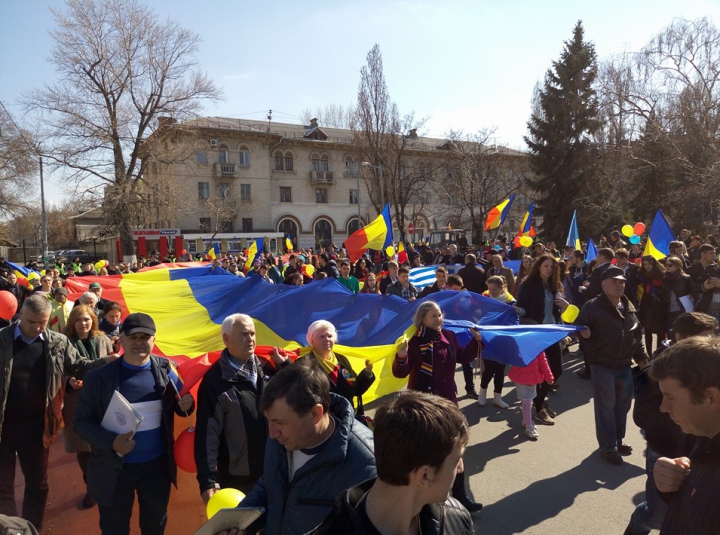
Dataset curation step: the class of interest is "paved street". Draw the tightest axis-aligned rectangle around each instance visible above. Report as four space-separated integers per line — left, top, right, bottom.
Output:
18 350 653 534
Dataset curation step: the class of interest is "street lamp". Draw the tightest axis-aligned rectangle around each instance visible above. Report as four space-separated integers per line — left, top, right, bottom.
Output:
361 161 384 207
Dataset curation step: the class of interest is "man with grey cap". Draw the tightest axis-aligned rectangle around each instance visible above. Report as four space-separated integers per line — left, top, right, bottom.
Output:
75 312 194 535
576 266 649 464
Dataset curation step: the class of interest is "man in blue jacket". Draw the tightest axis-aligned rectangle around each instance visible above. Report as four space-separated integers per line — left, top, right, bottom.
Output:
219 358 376 535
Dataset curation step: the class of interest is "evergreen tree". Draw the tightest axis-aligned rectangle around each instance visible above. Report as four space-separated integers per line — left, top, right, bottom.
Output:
524 21 601 242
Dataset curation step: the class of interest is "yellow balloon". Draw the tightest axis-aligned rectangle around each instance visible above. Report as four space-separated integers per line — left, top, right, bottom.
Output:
621 224 634 237
94 261 104 271
385 246 395 256
206 488 246 519
519 236 533 247
561 304 580 323
27 272 40 281
40 270 46 276
304 264 315 276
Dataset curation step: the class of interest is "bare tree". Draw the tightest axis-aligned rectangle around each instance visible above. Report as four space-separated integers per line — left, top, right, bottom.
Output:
300 102 355 129
23 0 222 259
0 102 38 218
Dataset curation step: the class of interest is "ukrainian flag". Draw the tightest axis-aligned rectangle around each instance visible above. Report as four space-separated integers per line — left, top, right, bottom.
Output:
244 239 264 270
566 211 581 251
644 210 675 260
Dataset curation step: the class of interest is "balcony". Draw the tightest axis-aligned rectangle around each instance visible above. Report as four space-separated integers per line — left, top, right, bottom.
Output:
310 170 334 184
214 163 238 177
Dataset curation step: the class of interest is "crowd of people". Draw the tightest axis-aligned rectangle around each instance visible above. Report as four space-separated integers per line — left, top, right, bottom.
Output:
0 226 720 535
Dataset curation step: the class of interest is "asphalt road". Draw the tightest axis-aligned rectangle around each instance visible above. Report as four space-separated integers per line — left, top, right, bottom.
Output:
18 349 654 534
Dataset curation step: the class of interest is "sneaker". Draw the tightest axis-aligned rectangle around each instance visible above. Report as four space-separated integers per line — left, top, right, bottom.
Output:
576 368 591 380
465 386 479 400
525 427 539 440
601 450 623 465
617 443 633 456
542 402 557 418
534 408 555 426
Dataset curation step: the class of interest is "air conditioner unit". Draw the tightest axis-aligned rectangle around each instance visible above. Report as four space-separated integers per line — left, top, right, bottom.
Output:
210 139 219 147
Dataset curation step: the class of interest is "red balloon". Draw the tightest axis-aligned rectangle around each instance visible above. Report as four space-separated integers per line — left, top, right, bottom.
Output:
181 249 187 256
513 236 522 248
0 292 18 320
174 427 197 473
633 222 646 236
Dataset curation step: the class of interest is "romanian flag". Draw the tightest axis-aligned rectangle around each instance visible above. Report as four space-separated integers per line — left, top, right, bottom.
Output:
566 211 581 251
397 241 408 264
206 243 220 261
61 265 581 402
345 204 393 262
285 235 293 253
244 239 264 270
7 260 38 287
586 237 597 262
644 209 675 260
518 202 536 237
485 194 515 231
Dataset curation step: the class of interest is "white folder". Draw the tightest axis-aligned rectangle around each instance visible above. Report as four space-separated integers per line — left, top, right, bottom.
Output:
100 390 143 438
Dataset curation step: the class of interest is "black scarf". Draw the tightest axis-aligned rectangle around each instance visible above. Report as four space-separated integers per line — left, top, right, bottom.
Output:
414 326 441 393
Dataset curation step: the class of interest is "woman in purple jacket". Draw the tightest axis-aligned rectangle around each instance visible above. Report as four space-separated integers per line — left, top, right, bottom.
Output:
393 300 483 513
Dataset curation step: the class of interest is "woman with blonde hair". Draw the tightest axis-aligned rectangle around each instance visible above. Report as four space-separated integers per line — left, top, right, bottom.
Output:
63 305 113 508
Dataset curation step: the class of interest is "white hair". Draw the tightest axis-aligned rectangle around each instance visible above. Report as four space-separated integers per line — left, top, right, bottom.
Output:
80 291 98 305
222 313 253 336
306 320 337 345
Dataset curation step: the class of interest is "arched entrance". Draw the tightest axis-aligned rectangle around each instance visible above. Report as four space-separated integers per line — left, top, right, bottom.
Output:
347 218 362 236
278 219 298 245
314 219 332 249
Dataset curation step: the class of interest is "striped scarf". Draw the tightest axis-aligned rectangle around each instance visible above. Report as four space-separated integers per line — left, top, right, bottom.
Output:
415 326 441 393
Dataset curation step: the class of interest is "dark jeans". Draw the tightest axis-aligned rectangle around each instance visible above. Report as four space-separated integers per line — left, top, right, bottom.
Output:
480 358 506 393
589 364 633 452
98 454 171 535
0 429 50 530
629 448 667 534
462 362 475 391
534 343 562 410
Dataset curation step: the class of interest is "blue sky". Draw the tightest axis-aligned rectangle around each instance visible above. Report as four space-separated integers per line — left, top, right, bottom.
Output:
1 0 718 201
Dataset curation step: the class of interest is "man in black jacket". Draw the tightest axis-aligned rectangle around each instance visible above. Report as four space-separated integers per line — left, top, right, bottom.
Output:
195 314 283 503
581 247 615 301
577 266 649 465
318 253 340 279
307 391 474 535
650 336 720 535
456 254 486 295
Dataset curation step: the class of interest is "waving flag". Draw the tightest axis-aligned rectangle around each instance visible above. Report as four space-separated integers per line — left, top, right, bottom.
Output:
518 202 536 237
485 194 515 231
566 211 581 251
244 239 263 270
285 235 293 253
644 209 675 260
586 237 598 262
206 243 220 261
345 204 393 262
397 241 408 264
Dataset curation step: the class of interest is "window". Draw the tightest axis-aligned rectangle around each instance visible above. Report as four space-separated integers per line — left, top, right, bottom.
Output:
219 149 230 164
200 218 211 232
221 220 233 233
242 218 253 232
419 191 431 204
239 148 250 166
240 184 251 201
218 182 230 199
284 154 294 171
196 151 207 164
274 154 284 171
315 219 332 248
198 182 209 199
348 219 362 235
280 187 292 202
188 241 197 253
312 155 329 172
345 160 359 176
316 188 327 203
399 165 406 179
349 189 358 204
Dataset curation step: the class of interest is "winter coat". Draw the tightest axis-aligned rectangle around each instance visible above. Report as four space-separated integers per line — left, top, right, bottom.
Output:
508 351 554 386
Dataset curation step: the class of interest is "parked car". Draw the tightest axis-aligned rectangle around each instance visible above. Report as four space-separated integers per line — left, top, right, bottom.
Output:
55 250 98 266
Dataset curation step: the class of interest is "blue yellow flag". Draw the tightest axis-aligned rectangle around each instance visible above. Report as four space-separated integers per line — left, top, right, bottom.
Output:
586 237 597 262
207 243 220 260
285 235 293 253
566 211 581 251
644 210 675 260
244 239 264 270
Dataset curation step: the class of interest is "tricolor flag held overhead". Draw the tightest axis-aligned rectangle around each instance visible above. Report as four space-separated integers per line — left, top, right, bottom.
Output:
244 239 263 270
518 202 536 237
285 235 293 253
644 210 675 260
485 194 515 231
345 204 393 262
206 243 220 261
397 241 408 264
566 211 581 251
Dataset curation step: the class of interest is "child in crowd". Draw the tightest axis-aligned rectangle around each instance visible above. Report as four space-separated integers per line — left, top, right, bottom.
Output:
507 351 554 440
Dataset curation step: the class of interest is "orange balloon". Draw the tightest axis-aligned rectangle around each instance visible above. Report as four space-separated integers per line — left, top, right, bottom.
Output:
0 291 18 320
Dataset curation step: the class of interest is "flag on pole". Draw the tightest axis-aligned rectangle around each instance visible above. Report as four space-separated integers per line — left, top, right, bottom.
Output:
397 241 408 264
586 237 597 262
206 243 220 261
566 211 581 251
244 239 264 270
345 204 393 262
485 194 516 231
285 235 293 253
518 202 536 237
644 210 675 260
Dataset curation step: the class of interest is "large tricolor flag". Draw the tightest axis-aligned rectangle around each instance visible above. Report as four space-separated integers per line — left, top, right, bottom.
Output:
244 239 263 270
566 211 581 251
518 202 536 237
345 204 393 262
485 194 515 231
644 209 675 260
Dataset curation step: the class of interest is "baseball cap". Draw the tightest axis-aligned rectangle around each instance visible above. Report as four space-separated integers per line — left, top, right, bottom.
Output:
121 313 156 336
89 282 102 290
601 266 626 281
54 287 68 296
